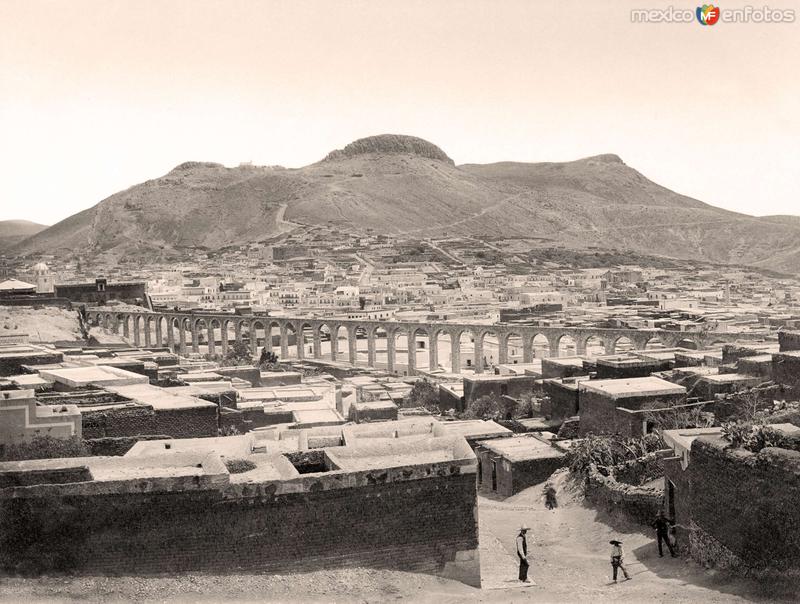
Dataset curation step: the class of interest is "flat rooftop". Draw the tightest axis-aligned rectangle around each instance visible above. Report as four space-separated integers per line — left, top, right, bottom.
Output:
580 376 686 399
38 365 149 388
698 373 762 384
107 384 217 410
477 435 565 462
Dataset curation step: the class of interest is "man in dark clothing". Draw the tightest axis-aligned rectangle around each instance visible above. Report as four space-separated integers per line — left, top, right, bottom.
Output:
516 524 531 582
652 511 677 557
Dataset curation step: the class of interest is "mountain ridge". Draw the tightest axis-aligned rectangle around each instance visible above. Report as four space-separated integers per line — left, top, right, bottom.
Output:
8 134 800 273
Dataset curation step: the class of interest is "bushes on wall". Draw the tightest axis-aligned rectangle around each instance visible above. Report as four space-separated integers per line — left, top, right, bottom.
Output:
0 436 90 462
565 433 663 476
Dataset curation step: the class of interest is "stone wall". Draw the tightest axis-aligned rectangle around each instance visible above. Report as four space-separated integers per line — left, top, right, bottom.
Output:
0 472 480 585
686 437 800 572
585 463 664 525
81 404 218 439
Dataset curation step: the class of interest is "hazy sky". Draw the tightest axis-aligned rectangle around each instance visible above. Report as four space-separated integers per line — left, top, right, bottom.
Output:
1 0 798 225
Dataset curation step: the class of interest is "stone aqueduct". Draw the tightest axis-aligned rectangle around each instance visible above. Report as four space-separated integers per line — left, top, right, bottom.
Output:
87 309 762 375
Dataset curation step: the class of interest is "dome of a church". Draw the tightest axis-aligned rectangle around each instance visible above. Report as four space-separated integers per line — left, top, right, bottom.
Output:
32 262 49 274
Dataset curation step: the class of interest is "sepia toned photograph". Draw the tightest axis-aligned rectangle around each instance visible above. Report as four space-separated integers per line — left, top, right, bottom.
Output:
1 1 799 602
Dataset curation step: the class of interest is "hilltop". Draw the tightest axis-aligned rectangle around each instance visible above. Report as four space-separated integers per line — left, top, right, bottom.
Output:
0 220 48 251
8 134 800 273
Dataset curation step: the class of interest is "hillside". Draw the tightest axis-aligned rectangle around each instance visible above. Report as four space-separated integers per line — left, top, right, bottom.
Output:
0 220 47 251
9 134 800 273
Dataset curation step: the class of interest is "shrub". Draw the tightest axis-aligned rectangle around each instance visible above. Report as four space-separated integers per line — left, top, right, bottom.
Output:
462 394 515 420
721 420 753 449
224 458 256 474
721 421 800 453
565 433 663 476
403 379 440 411
1 436 90 462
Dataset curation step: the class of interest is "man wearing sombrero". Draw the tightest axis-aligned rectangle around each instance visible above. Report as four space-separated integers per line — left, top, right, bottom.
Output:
516 524 531 582
609 540 631 582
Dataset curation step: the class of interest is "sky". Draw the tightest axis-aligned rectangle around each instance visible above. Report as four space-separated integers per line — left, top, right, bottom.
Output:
1 0 798 225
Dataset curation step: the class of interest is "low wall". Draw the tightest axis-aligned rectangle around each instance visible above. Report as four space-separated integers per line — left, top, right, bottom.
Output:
585 463 664 525
0 471 480 586
687 437 800 572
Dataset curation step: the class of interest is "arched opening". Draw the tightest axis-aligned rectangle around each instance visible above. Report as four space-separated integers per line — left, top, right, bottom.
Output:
410 327 429 371
392 327 410 375
354 325 369 365
532 334 550 358
558 334 577 357
506 333 524 365
478 329 498 372
451 330 473 373
584 335 606 357
209 319 221 356
372 326 389 369
268 321 281 354
676 338 699 350
613 336 634 354
284 323 298 358
332 325 349 362
299 323 314 358
194 319 207 352
644 336 664 350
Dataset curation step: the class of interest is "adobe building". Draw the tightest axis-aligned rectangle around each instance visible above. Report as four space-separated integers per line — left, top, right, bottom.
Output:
578 376 687 436
475 434 566 497
594 354 673 380
55 278 146 305
661 424 800 574
541 356 587 379
462 374 539 408
0 389 81 447
778 330 800 352
773 351 800 390
0 425 482 586
0 344 64 377
692 373 761 399
542 378 586 420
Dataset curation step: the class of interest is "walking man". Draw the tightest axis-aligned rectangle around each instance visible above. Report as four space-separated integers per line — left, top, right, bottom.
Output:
609 540 631 582
516 524 531 583
545 485 558 510
652 511 677 558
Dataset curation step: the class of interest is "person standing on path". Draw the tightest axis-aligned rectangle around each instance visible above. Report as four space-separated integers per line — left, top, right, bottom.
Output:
652 511 677 558
516 524 531 583
609 540 631 582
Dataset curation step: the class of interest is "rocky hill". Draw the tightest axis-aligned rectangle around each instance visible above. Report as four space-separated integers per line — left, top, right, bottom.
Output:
0 220 48 251
9 134 800 273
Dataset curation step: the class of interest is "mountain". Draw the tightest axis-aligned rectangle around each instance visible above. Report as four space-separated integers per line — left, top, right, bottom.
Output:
9 134 800 273
0 220 48 251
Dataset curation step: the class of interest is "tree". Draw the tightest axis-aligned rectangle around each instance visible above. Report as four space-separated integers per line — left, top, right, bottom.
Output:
462 393 517 421
403 379 440 412
220 340 253 366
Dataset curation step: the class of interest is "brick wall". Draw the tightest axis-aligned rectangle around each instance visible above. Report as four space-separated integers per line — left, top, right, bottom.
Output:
0 473 480 585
